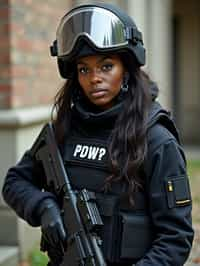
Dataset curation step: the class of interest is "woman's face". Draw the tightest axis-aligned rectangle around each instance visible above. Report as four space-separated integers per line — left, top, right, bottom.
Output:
77 54 126 110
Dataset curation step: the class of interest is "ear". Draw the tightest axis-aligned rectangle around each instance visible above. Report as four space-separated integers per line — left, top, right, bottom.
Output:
120 72 130 93
124 72 130 83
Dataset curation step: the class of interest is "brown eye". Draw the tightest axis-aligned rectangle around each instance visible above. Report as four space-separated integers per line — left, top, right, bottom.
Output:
78 66 89 74
101 63 113 72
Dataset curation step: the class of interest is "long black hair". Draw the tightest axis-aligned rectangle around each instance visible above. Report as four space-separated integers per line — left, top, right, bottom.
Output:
52 53 152 204
106 53 151 204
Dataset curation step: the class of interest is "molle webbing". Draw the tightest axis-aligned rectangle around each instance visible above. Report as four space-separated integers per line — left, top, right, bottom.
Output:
96 191 148 216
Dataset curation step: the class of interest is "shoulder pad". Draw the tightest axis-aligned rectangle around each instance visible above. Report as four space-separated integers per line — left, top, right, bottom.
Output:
147 101 180 144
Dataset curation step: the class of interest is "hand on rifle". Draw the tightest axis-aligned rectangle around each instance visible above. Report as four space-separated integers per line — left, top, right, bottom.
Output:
38 198 67 253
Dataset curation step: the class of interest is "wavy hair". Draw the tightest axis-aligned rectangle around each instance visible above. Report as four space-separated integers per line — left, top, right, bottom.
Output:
106 54 151 204
52 53 152 204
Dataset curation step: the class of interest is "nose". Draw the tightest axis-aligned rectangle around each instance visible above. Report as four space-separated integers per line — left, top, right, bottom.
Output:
90 68 102 84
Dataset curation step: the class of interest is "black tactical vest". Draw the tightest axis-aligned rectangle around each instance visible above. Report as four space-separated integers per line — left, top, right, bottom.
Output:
61 100 180 263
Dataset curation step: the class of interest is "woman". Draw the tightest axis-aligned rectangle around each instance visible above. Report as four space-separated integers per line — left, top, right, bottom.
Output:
2 3 194 266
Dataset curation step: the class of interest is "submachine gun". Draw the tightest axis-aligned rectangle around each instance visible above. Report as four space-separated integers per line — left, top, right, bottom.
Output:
30 122 106 266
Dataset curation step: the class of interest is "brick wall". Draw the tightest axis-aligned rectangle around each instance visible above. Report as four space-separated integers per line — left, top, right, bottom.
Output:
0 0 71 109
0 0 10 108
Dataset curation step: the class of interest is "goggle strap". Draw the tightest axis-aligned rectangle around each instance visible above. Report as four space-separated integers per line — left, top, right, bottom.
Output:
50 40 58 56
125 27 143 44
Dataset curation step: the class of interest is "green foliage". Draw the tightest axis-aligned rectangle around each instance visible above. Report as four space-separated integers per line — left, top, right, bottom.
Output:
187 160 200 223
187 160 200 176
29 248 49 266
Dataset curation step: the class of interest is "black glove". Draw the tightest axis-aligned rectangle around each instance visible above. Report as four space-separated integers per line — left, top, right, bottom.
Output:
38 198 67 250
41 234 64 265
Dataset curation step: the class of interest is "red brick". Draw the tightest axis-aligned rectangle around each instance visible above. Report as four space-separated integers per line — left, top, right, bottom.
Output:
15 38 34 52
0 23 9 35
0 53 10 65
34 40 48 52
0 0 72 109
0 37 10 50
0 84 10 92
12 79 27 93
0 6 9 19
0 67 10 79
11 65 33 78
0 91 10 108
0 0 9 7
11 23 25 36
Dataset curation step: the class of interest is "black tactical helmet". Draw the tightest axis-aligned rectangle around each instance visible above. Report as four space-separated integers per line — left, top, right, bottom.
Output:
50 3 145 79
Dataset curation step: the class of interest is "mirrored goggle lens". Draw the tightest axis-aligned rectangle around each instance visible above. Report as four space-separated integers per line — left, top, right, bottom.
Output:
57 7 128 57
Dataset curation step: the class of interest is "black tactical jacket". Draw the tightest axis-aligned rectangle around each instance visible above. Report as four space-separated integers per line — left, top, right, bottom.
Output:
2 98 194 266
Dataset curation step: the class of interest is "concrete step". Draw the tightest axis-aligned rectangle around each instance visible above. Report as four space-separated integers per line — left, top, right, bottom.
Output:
0 246 19 266
0 207 18 245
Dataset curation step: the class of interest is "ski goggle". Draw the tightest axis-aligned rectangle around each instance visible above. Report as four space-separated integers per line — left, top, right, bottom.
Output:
52 6 142 57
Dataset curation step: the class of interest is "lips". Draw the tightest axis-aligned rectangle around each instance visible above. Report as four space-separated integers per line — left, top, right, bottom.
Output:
90 88 108 98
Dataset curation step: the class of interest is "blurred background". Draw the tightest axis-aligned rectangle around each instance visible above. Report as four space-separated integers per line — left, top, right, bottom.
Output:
0 0 199 265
